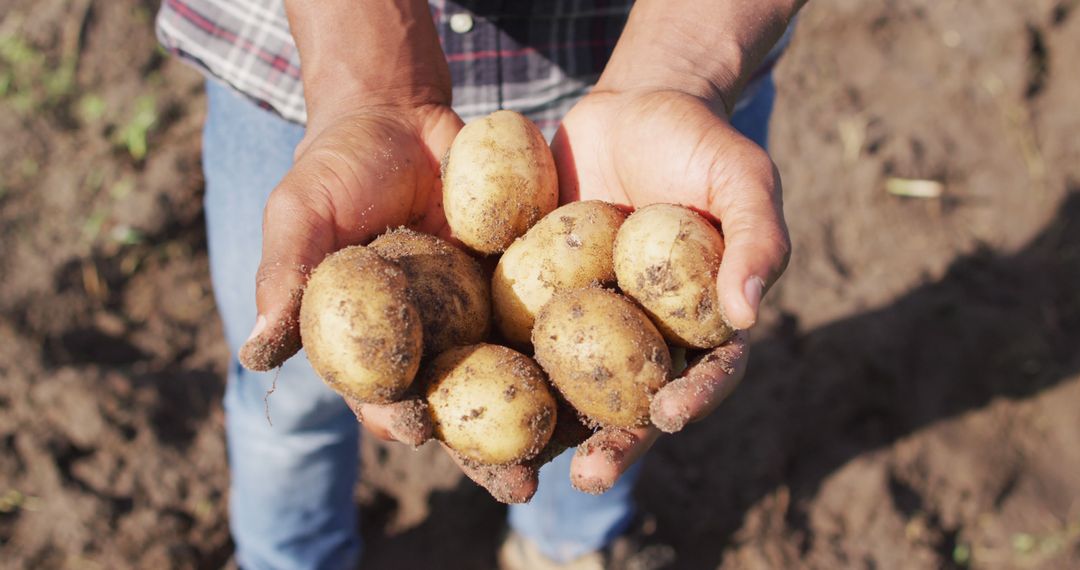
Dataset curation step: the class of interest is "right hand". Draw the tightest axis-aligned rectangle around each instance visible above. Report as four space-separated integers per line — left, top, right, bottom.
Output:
238 102 463 444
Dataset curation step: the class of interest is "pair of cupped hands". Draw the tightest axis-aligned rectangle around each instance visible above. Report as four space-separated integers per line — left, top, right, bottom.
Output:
239 86 790 503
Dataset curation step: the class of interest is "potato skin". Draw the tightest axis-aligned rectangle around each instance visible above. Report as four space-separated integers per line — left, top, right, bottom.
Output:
299 246 423 404
613 204 734 349
492 201 626 346
442 110 558 255
369 228 490 356
425 344 557 465
532 287 672 428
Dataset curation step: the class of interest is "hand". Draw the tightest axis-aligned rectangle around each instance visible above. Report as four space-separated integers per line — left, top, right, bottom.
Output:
255 0 573 498
237 102 463 444
445 335 751 502
549 88 791 493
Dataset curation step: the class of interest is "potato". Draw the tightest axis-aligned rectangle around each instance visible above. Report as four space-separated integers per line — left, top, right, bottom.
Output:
425 344 557 465
492 201 626 346
299 246 423 404
532 287 672 428
369 228 490 355
613 204 734 349
442 110 558 255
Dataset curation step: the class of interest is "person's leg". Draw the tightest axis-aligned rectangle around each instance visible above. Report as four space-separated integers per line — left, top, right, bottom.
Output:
507 452 644 563
730 73 777 150
505 73 777 565
202 79 361 570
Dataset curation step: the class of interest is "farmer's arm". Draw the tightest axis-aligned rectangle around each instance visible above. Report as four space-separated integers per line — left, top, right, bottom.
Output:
240 0 461 448
284 0 451 136
599 0 804 114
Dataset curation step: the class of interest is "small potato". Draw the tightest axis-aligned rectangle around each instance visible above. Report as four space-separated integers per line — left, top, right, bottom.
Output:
442 110 558 255
613 204 734 349
300 246 423 404
532 287 672 428
492 201 626 346
369 228 490 355
425 344 557 465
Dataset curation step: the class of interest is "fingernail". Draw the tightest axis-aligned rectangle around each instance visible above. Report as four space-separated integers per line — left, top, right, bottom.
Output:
572 474 611 495
742 276 765 327
650 396 690 434
246 315 267 343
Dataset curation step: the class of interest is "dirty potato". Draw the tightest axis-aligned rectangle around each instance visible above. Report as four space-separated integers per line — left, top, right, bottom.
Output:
442 110 558 255
299 246 423 403
613 204 734 349
425 344 557 465
492 201 626 346
369 228 490 355
532 287 672 428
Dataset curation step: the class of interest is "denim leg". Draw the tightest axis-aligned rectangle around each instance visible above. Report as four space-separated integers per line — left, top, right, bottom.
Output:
506 73 777 564
731 73 777 150
202 79 361 570
508 452 644 563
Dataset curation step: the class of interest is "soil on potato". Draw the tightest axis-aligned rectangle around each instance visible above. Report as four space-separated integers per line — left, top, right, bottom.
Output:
2 0 1079 568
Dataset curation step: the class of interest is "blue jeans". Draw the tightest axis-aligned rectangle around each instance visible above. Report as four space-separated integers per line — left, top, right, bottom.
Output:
202 75 774 570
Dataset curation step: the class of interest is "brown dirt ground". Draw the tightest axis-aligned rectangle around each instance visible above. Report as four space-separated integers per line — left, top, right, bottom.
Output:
2 0 1079 568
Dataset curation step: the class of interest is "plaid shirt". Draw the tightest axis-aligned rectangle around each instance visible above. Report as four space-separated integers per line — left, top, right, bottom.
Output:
156 0 789 130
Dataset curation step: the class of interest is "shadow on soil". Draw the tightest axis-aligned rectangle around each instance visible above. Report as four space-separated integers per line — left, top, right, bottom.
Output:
641 188 1080 568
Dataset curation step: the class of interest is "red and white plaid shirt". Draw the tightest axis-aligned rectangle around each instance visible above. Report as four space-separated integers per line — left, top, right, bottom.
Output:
156 0 789 130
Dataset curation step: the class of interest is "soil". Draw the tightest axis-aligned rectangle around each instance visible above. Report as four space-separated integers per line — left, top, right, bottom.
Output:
2 0 1079 569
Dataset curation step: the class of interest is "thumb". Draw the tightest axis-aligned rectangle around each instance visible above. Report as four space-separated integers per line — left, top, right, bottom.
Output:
238 173 337 371
707 138 790 330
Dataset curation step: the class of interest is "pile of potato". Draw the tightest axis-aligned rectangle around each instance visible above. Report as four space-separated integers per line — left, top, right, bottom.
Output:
299 110 733 476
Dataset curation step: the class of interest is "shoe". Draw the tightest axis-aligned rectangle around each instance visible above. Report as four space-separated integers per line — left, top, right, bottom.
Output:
497 517 676 570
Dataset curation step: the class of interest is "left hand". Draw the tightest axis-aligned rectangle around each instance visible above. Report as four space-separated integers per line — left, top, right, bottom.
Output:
552 88 790 493
433 89 791 502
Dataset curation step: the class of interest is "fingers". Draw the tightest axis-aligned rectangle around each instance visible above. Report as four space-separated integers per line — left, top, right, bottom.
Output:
238 173 337 371
347 396 433 447
706 139 791 330
352 394 543 504
438 402 592 504
438 341 746 501
650 331 749 433
445 446 540 504
570 426 659 495
562 334 749 494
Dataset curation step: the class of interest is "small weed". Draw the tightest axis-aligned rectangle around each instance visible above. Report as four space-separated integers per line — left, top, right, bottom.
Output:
109 176 135 199
10 91 35 113
1007 521 1080 564
114 95 158 160
194 498 214 519
77 93 107 123
0 35 41 68
44 57 76 101
0 34 45 111
952 542 971 567
0 489 39 513
1012 532 1036 554
109 225 144 246
82 209 107 242
0 33 79 112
